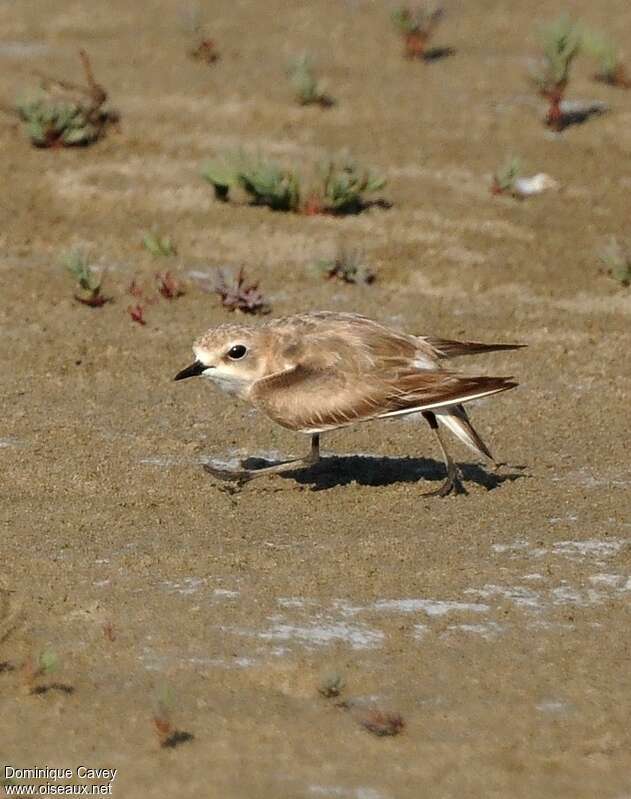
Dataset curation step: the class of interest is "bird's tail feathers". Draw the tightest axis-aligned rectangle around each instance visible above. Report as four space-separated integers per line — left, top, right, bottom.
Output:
435 404 495 462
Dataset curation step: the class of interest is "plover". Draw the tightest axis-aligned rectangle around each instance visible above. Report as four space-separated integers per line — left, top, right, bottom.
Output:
175 311 524 495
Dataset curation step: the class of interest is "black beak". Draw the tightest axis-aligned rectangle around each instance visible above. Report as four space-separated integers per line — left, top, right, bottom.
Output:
174 360 206 381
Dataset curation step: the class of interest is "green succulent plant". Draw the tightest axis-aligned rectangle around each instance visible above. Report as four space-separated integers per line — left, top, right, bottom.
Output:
143 231 176 257
318 671 345 698
201 154 241 201
493 156 521 194
16 50 114 148
63 251 109 306
203 151 301 210
319 158 386 214
238 157 301 212
391 4 444 58
391 4 442 36
38 650 58 675
532 15 582 92
201 151 387 215
583 29 630 86
584 31 618 78
599 238 631 286
288 55 332 107
16 96 102 147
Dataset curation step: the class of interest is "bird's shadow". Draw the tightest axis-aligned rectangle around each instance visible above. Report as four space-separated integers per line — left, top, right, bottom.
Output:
238 454 527 492
422 46 456 62
556 102 607 130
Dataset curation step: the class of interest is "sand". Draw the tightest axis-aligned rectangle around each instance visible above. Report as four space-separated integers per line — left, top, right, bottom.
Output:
1 1 630 797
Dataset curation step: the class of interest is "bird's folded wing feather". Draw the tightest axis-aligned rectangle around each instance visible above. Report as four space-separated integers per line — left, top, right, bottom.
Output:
422 337 526 359
250 365 516 432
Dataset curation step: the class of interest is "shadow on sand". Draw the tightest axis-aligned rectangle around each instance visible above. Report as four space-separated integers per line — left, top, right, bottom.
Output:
235 454 527 493
422 46 456 62
555 101 608 131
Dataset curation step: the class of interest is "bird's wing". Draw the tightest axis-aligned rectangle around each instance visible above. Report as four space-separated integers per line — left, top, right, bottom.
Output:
421 337 526 359
250 364 517 433
374 371 517 419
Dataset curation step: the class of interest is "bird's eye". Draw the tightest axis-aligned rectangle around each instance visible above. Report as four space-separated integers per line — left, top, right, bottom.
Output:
227 344 247 360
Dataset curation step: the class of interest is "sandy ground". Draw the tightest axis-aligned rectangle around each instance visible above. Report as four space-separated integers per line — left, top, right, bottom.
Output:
1 1 631 797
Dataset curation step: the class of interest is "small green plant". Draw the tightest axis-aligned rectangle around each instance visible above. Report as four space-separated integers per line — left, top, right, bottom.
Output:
202 151 387 215
491 158 559 198
531 15 582 131
202 152 300 210
313 248 375 285
201 154 239 201
143 231 177 257
318 672 345 698
153 684 194 748
583 29 630 88
391 4 443 59
288 55 333 107
599 238 631 286
16 50 116 148
214 268 270 314
64 251 109 307
317 157 386 215
491 156 521 196
17 99 98 147
21 649 58 694
239 157 301 211
179 3 220 63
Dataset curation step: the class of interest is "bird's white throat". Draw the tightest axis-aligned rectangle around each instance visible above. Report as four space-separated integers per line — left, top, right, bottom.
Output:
202 368 250 398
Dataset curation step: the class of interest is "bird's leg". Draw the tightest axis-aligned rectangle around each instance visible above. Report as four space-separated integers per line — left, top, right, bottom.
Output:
204 434 320 482
421 412 466 497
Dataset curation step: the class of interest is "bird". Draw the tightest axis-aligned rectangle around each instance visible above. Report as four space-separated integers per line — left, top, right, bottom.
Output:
174 311 524 495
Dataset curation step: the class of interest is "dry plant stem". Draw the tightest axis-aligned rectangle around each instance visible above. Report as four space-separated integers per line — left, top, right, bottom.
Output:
189 39 219 63
303 195 324 215
21 656 38 694
36 49 106 117
359 710 405 736
153 716 173 747
79 49 107 108
128 304 146 325
544 85 565 131
128 279 143 298
405 31 428 58
157 272 184 299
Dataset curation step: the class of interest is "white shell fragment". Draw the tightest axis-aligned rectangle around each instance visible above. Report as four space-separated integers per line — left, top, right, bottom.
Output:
513 173 560 197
